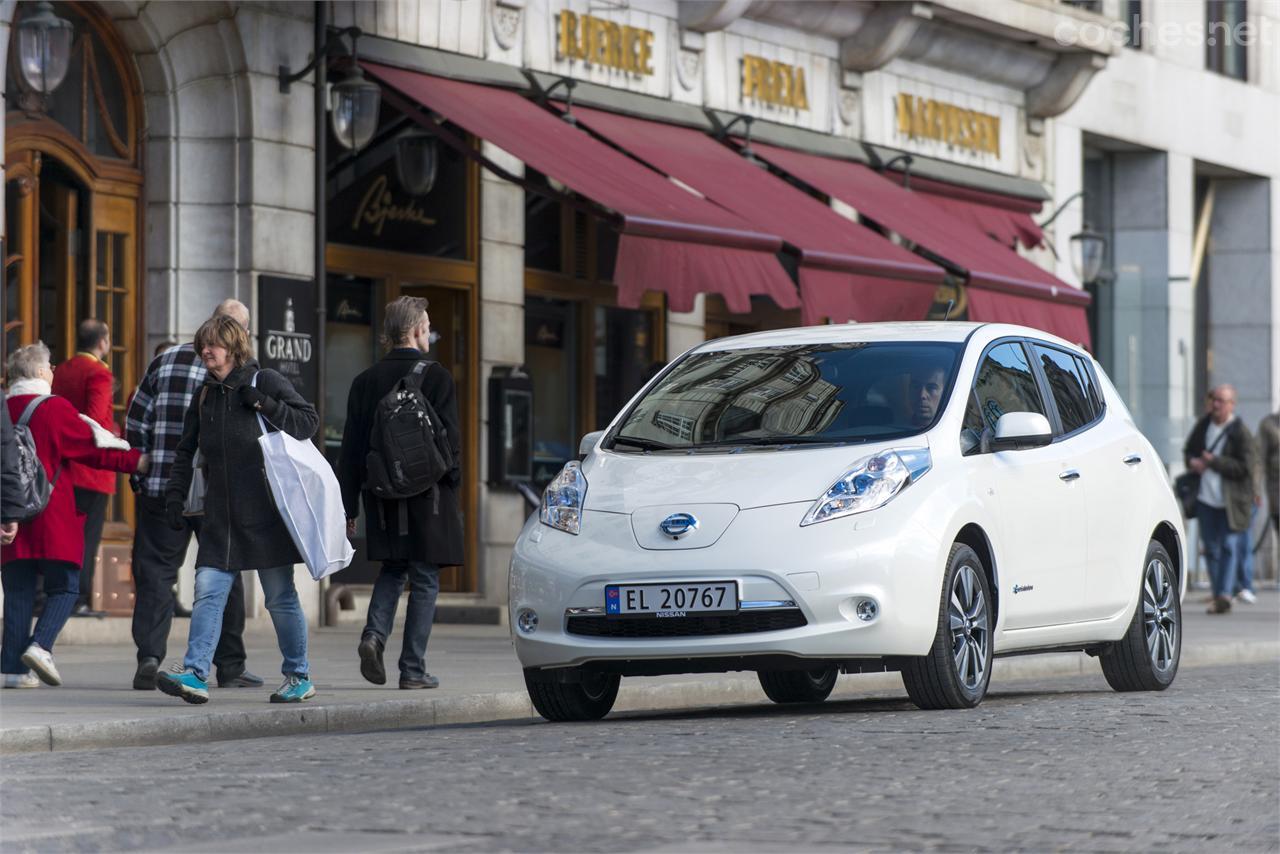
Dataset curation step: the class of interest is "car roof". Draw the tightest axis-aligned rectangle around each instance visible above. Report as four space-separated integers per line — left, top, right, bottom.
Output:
694 322 1083 355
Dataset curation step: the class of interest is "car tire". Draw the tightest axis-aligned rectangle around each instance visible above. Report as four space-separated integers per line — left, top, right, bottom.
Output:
902 542 993 710
1100 540 1180 692
757 667 838 704
524 669 621 722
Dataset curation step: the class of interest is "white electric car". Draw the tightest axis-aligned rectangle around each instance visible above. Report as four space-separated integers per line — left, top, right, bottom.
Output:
510 322 1185 721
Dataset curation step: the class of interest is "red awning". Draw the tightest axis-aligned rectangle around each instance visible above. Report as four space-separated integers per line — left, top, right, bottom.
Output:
568 106 945 324
362 62 798 314
753 142 1089 346
892 173 1045 249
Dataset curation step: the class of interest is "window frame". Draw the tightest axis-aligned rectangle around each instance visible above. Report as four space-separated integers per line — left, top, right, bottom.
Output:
1025 338 1107 442
1205 0 1249 81
960 336 1051 455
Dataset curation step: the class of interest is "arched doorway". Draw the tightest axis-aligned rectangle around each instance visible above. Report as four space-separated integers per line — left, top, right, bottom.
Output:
4 1 143 611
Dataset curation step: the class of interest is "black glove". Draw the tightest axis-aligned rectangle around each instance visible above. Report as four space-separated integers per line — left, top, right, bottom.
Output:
238 385 270 412
166 500 186 531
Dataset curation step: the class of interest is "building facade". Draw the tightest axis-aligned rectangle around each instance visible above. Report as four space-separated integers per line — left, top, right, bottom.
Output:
2 0 1274 623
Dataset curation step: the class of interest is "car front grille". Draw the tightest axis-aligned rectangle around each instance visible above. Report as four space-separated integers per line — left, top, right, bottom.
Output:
565 608 807 639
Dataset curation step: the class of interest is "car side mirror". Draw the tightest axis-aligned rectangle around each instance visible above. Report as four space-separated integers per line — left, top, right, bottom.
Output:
988 412 1053 452
578 430 605 460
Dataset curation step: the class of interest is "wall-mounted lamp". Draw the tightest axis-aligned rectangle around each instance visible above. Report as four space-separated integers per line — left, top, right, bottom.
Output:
280 26 381 152
16 1 73 96
1070 224 1107 285
395 128 439 196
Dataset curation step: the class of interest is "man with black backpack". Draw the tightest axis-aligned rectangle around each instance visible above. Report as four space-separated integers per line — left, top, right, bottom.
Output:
338 296 463 689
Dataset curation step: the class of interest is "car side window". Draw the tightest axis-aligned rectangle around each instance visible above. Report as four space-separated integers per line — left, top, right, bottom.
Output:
962 342 1047 453
1032 344 1094 434
1073 355 1104 417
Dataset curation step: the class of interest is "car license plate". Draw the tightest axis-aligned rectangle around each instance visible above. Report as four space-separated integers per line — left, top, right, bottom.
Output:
605 582 739 617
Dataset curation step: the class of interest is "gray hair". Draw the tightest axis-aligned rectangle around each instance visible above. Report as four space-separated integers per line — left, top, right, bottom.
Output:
381 296 428 349
214 298 250 330
7 341 51 381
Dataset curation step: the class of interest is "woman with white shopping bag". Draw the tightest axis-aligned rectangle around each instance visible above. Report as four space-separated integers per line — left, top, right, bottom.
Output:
157 315 323 705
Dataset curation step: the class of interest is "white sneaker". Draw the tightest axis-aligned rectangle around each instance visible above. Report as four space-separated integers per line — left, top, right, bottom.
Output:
1235 589 1257 604
20 644 61 686
2 673 39 689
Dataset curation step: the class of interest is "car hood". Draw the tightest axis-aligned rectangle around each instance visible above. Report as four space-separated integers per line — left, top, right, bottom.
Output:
581 439 922 512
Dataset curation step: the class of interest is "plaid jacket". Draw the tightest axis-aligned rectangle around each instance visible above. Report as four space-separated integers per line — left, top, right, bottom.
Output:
126 344 207 498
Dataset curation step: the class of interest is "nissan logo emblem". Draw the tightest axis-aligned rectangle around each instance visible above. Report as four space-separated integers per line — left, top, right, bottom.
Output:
659 513 699 539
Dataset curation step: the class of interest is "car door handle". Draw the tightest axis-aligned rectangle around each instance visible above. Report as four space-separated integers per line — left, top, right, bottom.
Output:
1123 454 1142 466
1058 469 1081 482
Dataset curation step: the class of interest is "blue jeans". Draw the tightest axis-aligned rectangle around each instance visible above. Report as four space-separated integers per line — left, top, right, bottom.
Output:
1230 504 1259 595
1 560 79 673
1196 502 1237 598
363 561 439 681
183 566 308 681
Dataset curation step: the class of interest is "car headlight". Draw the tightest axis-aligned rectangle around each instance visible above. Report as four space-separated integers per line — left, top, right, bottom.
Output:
800 448 931 527
540 461 587 535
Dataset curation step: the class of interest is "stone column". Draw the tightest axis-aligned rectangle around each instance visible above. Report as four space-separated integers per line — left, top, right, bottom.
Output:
667 295 707 362
1206 177 1273 428
477 142 527 622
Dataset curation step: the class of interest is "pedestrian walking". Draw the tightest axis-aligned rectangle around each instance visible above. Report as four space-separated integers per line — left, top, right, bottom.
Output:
124 300 262 691
1183 384 1259 614
338 297 463 690
1 388 23 547
50 319 118 617
156 314 320 705
1260 410 1279 538
2 343 147 688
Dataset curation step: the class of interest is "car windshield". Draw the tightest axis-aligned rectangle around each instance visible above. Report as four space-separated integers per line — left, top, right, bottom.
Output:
607 341 964 451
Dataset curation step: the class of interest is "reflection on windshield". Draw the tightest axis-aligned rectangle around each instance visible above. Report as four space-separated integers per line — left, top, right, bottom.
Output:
610 342 962 450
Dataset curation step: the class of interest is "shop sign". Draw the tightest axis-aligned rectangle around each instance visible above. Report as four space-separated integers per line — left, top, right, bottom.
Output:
556 11 655 76
741 55 809 110
258 275 318 403
351 174 436 238
327 148 467 258
895 94 1000 157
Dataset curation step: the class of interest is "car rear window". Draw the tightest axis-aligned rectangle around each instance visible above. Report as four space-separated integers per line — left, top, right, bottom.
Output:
608 341 964 450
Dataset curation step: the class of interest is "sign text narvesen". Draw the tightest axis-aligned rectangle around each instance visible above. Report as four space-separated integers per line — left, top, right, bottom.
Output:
895 94 1000 157
557 12 654 76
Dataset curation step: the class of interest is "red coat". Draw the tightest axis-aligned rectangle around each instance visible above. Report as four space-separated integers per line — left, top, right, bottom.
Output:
51 354 119 494
1 394 140 568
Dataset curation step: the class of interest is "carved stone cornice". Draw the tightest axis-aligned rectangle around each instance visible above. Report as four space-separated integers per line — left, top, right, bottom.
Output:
839 2 932 73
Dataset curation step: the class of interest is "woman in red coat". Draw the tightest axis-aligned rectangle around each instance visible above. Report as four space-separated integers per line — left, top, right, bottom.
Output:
2 342 147 688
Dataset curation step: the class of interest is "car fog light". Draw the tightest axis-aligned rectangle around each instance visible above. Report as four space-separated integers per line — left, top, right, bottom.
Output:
517 609 539 635
855 599 878 622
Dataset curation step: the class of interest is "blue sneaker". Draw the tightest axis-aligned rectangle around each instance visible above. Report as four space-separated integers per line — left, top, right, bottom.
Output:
269 675 315 704
156 668 209 704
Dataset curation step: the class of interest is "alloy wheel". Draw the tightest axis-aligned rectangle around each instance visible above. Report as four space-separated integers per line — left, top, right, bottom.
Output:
949 564 989 691
1142 557 1178 673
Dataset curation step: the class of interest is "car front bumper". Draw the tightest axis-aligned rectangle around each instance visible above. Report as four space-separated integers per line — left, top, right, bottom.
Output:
510 500 946 671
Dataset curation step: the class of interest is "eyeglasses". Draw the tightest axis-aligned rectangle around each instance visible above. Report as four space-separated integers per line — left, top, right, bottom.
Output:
1210 396 1234 404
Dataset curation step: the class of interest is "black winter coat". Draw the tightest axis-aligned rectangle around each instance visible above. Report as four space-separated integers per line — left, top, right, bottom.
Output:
166 361 319 571
337 349 464 566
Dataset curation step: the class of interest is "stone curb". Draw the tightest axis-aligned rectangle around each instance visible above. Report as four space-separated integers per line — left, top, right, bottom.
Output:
3 642 1276 757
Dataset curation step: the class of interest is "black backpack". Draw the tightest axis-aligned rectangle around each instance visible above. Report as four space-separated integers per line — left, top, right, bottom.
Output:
8 396 55 522
365 361 453 508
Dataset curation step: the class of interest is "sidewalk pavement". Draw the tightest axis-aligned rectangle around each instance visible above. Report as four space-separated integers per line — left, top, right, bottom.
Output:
2 589 1276 755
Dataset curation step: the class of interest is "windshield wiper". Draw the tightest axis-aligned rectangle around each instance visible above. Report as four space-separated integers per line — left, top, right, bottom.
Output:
609 435 677 451
695 436 842 448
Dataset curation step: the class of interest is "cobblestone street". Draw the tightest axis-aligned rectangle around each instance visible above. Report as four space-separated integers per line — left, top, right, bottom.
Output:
2 663 1277 853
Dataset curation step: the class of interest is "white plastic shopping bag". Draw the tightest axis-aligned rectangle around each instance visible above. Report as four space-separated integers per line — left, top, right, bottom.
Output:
253 375 354 580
